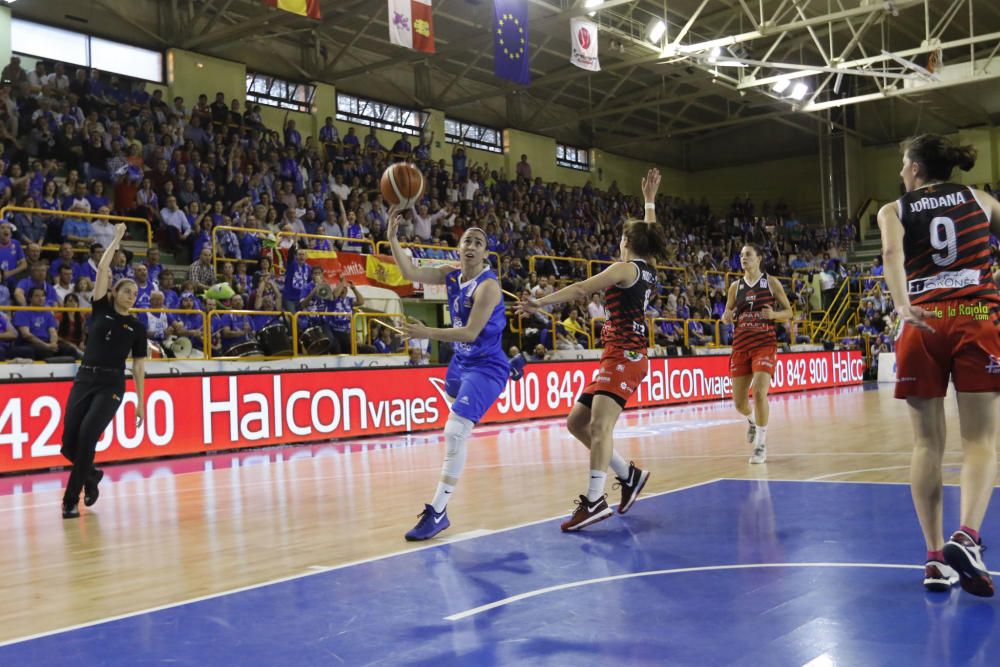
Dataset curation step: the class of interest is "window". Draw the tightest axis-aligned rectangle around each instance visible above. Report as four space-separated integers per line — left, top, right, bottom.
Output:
11 19 163 82
245 72 315 113
556 143 590 171
336 93 425 135
443 118 502 154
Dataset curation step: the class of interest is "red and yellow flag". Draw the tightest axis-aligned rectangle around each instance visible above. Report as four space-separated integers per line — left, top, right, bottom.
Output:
263 0 321 20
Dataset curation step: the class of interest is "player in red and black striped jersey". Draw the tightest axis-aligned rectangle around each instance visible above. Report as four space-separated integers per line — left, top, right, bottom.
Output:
879 133 1000 596
518 169 667 532
722 244 793 465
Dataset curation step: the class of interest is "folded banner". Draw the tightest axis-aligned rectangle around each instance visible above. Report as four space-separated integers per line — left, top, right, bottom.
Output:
570 17 600 72
494 0 530 84
263 0 321 20
388 0 436 53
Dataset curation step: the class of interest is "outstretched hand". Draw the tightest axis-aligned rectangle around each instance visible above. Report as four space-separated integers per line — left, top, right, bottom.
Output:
515 297 542 316
641 168 661 202
387 207 402 239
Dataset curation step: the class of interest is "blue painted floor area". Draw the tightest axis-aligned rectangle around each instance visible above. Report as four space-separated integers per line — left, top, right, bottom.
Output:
5 479 1000 666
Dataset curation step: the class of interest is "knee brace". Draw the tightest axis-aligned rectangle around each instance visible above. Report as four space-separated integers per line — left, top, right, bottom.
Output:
441 413 474 480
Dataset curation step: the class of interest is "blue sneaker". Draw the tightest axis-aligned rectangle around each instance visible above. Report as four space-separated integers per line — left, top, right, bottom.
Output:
404 504 450 541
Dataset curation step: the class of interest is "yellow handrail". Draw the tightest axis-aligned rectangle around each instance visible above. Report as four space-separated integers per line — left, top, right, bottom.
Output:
278 231 375 254
1 205 152 248
291 310 356 355
528 255 588 277
211 225 276 268
354 311 409 355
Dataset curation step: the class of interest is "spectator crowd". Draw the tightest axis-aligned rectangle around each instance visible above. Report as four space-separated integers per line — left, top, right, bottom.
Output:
2 55 986 365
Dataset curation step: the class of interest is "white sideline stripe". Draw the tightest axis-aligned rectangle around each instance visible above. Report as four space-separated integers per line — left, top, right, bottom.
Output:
0 479 724 648
809 465 912 481
723 477 991 488
444 562 1000 621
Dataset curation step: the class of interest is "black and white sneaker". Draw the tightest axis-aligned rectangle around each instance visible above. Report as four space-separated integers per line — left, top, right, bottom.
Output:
923 559 959 592
560 495 613 532
944 530 994 597
614 462 649 515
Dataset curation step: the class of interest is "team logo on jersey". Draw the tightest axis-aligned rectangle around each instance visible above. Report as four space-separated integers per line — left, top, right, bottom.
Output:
759 278 767 288
614 364 625 372
624 350 643 362
908 269 979 294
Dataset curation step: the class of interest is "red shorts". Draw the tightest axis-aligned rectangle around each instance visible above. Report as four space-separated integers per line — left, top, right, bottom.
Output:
894 298 1000 399
729 345 777 377
580 346 648 407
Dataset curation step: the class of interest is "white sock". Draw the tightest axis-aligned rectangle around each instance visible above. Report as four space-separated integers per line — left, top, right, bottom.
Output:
754 425 768 448
609 451 630 480
431 482 455 513
586 471 607 502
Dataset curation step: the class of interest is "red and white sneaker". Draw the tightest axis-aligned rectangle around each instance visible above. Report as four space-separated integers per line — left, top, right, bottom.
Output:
614 462 650 514
560 495 613 532
923 559 959 592
944 530 994 597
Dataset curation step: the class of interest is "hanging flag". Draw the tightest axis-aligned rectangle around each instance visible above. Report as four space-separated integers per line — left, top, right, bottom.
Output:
494 0 530 85
388 0 436 54
365 254 411 287
263 0 321 20
570 17 600 72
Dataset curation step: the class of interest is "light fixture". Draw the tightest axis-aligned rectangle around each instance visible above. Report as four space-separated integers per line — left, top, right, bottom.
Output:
707 46 721 63
584 0 602 17
789 82 809 100
771 79 790 93
647 19 666 45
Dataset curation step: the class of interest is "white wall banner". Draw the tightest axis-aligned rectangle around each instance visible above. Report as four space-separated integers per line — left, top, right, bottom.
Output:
570 17 600 72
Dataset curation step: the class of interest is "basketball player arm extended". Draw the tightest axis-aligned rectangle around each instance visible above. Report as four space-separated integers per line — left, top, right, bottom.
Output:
401 279 502 344
387 210 452 285
877 203 935 332
92 223 127 302
517 262 638 315
641 168 660 222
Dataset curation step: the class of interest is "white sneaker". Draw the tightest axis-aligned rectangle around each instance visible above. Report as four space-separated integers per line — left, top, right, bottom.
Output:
923 559 959 592
944 530 995 597
748 445 766 464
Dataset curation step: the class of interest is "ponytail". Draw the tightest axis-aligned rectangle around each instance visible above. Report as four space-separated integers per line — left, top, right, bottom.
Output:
901 134 977 181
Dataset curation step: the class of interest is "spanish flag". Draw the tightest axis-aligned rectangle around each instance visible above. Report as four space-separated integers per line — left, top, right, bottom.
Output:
366 254 410 287
263 0 321 20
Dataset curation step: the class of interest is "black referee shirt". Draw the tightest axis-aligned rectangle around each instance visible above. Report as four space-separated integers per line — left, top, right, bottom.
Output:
82 296 147 370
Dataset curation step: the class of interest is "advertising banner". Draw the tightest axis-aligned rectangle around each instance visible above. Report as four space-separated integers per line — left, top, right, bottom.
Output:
0 351 864 474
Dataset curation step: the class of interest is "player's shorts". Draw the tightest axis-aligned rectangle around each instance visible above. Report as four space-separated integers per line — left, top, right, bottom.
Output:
578 346 648 409
445 356 509 423
894 298 1000 399
729 345 777 377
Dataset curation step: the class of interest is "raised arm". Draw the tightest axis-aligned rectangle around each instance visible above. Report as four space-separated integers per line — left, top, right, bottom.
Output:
93 223 127 301
517 262 636 315
386 208 452 285
641 168 660 223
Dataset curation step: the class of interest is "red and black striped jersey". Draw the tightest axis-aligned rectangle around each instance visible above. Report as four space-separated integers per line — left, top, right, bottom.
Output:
601 259 657 352
732 273 776 352
898 183 996 305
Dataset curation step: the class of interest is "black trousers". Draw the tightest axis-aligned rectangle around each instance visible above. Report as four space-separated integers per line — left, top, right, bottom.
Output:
61 369 125 505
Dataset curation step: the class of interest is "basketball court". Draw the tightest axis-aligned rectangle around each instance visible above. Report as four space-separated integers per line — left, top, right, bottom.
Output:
2 384 997 665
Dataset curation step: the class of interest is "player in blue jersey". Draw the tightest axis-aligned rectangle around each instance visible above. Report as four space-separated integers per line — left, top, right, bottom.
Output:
388 209 509 541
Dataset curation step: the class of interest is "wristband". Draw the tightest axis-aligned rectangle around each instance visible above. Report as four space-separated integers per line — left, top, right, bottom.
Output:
644 203 655 210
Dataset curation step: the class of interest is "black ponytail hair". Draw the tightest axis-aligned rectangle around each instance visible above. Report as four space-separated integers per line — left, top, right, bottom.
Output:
622 220 668 262
901 134 977 181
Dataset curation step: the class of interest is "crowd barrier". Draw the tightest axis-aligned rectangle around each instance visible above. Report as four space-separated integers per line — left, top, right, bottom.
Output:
0 350 864 474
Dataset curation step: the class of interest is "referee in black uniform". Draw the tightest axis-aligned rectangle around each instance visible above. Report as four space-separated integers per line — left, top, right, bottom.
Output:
61 223 148 518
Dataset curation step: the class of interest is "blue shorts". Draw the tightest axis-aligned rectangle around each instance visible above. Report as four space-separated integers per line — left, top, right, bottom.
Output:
445 357 508 423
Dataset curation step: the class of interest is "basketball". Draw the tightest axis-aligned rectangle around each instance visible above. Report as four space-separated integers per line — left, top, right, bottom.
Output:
380 162 424 209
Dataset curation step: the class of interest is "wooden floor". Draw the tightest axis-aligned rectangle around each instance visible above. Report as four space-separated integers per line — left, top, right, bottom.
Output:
0 383 981 644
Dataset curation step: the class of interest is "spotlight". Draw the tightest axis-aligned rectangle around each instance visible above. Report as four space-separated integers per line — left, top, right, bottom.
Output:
707 46 721 63
771 79 790 94
789 82 809 100
647 19 666 44
584 0 602 17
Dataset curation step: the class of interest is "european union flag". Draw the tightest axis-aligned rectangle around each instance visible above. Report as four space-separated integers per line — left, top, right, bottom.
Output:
494 0 530 84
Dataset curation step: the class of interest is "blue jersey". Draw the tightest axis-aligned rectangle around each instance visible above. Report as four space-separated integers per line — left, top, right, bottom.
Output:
446 267 506 367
